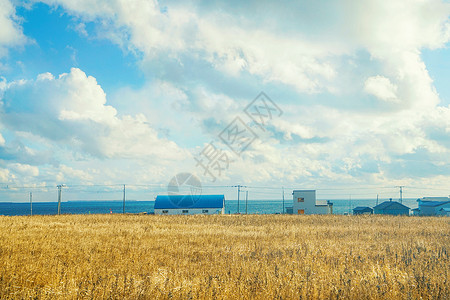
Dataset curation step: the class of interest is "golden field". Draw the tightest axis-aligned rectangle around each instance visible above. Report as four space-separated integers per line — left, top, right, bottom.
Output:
0 214 448 299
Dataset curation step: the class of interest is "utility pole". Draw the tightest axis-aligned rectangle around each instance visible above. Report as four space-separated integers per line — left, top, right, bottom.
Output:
376 194 379 206
232 185 246 214
57 185 63 215
396 186 405 203
30 192 32 216
237 185 240 214
282 187 285 214
123 184 126 214
348 195 352 215
245 191 248 215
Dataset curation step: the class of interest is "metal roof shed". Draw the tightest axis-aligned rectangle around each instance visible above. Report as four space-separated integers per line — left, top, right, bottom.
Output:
419 201 450 216
438 208 450 216
154 195 225 215
373 201 410 216
353 206 373 215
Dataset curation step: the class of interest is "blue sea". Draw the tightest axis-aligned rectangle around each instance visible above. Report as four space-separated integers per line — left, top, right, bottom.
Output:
0 199 419 216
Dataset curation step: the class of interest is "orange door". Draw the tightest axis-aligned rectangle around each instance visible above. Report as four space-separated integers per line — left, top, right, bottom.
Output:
298 209 305 215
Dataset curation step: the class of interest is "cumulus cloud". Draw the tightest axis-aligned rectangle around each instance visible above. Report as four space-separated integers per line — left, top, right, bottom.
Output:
39 0 342 93
2 0 450 193
364 76 398 102
0 167 10 181
56 164 93 182
346 0 450 54
0 68 186 160
0 0 28 57
8 163 39 177
36 0 449 107
347 0 449 110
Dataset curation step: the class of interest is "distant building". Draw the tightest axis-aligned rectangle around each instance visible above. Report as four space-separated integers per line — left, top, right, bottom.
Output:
420 197 450 202
373 201 410 216
416 197 450 216
292 190 333 215
154 194 225 215
353 206 373 215
438 208 450 217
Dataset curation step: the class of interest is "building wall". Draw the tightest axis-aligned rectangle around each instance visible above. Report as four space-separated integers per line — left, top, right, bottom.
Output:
438 209 450 216
155 207 224 215
374 208 409 216
420 205 437 216
292 190 331 215
354 209 373 215
435 203 450 214
420 202 450 216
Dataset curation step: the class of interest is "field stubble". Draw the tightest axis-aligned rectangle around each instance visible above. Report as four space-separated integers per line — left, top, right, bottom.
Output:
0 214 448 299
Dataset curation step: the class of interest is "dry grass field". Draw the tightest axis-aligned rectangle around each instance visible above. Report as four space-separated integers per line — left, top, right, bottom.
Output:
0 214 448 299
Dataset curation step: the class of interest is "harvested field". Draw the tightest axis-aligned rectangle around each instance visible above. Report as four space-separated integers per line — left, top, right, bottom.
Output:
0 214 448 299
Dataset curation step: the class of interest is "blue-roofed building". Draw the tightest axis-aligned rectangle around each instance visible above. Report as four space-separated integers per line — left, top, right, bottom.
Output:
411 207 420 216
373 201 410 216
416 197 450 216
353 206 373 215
154 194 225 215
438 208 450 216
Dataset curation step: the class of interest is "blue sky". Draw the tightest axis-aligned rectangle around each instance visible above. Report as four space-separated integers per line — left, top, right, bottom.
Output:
0 0 450 202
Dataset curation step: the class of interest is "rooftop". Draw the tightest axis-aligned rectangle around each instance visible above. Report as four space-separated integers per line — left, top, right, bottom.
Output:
353 206 372 211
373 201 410 210
419 201 450 207
154 194 225 210
419 197 450 202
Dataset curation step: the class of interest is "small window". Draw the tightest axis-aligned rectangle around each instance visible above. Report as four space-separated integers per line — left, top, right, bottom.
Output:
202 209 209 213
182 210 189 214
297 197 304 202
298 209 305 215
162 210 168 214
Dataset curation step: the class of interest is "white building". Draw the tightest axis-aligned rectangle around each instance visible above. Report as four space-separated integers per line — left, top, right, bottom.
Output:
292 190 333 215
154 194 225 215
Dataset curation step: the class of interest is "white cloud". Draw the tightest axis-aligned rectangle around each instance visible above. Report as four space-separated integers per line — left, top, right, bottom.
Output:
0 167 10 181
0 0 28 57
36 72 54 81
0 68 187 161
347 0 449 110
346 0 450 54
40 0 343 93
8 163 39 177
364 75 398 102
57 164 93 182
39 0 450 104
2 0 450 193
73 22 88 37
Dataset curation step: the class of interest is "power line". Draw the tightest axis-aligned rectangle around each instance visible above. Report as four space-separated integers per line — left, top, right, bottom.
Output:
0 182 447 191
